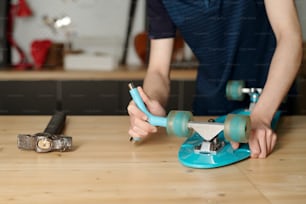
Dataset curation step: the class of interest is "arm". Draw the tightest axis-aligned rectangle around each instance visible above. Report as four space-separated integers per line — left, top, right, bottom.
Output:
127 38 174 139
249 0 303 158
254 0 303 123
143 38 174 107
127 0 177 140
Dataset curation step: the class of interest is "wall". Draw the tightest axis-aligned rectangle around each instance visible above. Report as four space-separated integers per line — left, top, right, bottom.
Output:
296 0 306 40
12 0 146 67
12 0 306 68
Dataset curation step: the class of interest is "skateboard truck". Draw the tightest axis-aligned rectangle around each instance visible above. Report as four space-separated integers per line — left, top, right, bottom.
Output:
194 137 224 154
17 111 72 153
128 82 250 155
226 80 262 111
226 80 281 130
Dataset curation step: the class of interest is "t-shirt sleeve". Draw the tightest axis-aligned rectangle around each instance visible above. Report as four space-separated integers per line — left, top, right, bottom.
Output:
147 0 176 39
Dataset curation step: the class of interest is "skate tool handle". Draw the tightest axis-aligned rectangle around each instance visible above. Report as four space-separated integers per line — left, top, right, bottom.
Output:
128 83 167 127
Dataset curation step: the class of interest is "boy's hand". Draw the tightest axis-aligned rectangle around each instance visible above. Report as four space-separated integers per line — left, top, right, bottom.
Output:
127 87 166 139
248 116 277 158
231 116 277 158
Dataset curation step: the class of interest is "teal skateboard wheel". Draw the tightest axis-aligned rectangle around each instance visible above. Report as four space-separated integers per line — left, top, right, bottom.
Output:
167 111 193 137
226 80 245 101
224 114 250 143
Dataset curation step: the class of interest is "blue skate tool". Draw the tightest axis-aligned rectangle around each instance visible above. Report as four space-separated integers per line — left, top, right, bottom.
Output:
128 82 253 169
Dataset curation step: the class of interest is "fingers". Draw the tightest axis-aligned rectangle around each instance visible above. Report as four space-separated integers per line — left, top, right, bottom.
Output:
128 116 157 138
268 130 277 153
270 132 277 153
138 87 150 105
127 99 157 140
138 87 166 116
249 128 277 159
127 100 147 121
256 129 267 158
249 131 260 158
230 141 240 150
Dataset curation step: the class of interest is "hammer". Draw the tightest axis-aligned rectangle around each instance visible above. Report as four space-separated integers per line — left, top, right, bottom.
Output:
17 111 72 153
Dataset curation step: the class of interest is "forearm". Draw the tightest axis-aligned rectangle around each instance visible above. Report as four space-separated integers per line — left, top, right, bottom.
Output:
253 0 303 123
143 69 170 107
143 38 174 107
253 34 303 122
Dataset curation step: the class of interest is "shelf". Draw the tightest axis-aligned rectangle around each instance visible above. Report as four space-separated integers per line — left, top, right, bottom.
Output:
0 67 197 81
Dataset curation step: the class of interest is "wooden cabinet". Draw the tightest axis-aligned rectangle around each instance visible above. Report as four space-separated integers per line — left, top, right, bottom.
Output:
167 80 195 112
0 65 304 115
61 80 121 115
0 81 57 114
0 78 196 115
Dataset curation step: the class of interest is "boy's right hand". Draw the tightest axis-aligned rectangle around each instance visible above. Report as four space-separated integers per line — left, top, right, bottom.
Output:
127 87 166 140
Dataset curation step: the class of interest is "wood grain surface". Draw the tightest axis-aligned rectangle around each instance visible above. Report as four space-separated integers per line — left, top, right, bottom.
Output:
0 116 305 203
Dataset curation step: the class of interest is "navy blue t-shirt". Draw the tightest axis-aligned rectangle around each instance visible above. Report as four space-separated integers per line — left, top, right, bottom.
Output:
147 0 293 115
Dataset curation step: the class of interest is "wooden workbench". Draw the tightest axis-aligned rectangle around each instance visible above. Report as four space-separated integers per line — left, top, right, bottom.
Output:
0 116 305 203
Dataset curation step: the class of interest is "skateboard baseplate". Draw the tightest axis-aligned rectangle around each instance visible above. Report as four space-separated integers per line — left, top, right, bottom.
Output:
178 109 281 169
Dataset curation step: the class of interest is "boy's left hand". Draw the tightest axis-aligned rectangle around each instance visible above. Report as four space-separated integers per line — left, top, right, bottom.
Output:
231 116 277 158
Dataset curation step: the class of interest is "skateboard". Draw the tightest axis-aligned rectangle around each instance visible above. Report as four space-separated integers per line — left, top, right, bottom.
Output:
178 81 281 168
128 81 281 169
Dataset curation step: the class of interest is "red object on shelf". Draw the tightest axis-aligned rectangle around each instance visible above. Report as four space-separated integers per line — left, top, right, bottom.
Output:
31 40 52 69
7 0 33 70
16 0 32 17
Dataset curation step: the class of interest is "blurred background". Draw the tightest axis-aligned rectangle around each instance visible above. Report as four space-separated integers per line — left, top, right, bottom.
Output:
0 0 305 115
0 0 305 70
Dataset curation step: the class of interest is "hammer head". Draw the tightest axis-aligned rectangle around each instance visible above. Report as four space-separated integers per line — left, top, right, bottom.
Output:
17 133 72 153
